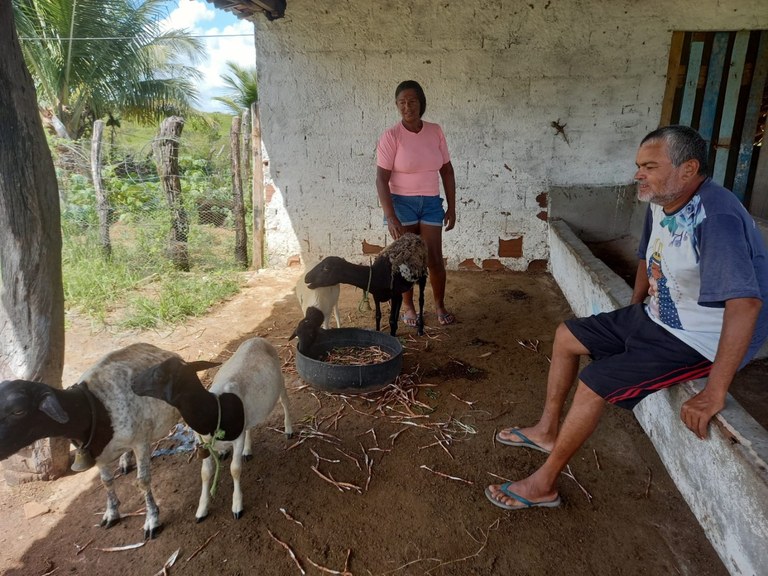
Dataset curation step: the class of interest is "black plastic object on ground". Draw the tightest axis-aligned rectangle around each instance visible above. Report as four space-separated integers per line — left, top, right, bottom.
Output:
295 328 403 393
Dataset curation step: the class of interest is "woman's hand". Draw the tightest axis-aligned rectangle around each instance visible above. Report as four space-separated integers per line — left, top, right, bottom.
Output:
444 205 456 232
386 215 404 239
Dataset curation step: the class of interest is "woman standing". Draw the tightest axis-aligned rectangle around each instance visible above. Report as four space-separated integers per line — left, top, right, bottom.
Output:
376 80 456 326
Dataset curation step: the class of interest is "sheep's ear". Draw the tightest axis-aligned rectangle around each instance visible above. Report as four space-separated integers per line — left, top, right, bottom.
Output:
132 360 177 403
289 328 298 341
188 360 220 373
39 393 69 424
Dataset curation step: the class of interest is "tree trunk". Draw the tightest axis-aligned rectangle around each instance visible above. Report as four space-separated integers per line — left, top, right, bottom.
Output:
251 103 265 269
0 1 69 483
91 119 111 259
152 116 189 271
231 116 248 268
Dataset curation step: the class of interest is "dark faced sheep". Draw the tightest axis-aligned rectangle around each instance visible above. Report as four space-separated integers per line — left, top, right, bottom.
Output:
132 337 293 522
289 306 326 358
0 343 213 539
304 233 428 336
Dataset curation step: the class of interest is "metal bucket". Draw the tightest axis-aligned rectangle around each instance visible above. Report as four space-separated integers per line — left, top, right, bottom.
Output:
295 328 403 393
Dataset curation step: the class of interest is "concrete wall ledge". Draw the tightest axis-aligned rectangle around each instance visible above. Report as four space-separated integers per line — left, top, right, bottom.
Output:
549 219 768 576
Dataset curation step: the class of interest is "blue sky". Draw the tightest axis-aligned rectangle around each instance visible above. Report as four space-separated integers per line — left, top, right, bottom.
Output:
160 0 256 112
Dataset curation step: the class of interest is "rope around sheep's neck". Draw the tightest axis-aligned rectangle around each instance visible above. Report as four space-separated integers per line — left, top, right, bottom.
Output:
197 394 225 498
357 264 373 312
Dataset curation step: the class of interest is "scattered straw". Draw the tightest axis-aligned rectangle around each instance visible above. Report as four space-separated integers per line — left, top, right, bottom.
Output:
420 465 474 485
185 530 220 563
323 345 391 366
306 556 353 576
268 529 305 575
644 467 652 498
561 464 592 502
311 465 362 493
96 542 145 552
75 538 93 555
152 548 180 576
279 507 304 528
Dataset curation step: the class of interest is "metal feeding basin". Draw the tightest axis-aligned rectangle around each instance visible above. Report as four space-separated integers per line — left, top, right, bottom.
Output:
295 328 403 393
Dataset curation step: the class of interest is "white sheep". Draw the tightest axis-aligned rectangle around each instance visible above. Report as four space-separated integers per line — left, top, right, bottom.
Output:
131 337 293 522
0 343 210 539
295 276 341 329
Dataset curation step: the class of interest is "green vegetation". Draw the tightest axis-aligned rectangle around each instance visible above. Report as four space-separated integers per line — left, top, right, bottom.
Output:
13 0 204 139
212 61 259 114
59 113 250 329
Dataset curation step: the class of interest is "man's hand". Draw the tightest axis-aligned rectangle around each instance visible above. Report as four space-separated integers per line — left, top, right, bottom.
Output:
680 389 725 439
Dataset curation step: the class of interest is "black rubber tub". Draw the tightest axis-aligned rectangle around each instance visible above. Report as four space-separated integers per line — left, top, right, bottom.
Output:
295 328 403 393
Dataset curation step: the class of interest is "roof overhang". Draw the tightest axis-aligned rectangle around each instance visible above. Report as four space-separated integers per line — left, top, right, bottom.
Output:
205 0 286 21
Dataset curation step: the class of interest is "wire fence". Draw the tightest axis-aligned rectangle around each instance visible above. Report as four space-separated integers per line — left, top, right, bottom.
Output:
55 124 251 275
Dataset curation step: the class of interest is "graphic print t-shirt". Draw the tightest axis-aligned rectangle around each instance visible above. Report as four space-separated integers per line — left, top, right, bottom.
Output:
637 178 768 363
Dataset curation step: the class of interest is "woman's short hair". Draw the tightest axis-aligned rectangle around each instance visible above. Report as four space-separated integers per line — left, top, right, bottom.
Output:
395 80 427 117
641 125 709 175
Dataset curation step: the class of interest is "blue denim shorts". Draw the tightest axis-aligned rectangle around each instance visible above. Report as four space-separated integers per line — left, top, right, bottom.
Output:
566 304 712 410
387 194 445 227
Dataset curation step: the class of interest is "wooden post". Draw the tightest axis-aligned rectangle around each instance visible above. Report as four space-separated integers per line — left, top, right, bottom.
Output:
231 116 248 268
251 102 265 269
153 116 189 271
91 119 111 258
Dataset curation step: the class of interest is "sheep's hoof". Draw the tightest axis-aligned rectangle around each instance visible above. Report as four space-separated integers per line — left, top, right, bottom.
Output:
101 517 121 529
144 524 163 540
285 432 295 439
120 463 134 475
233 510 244 520
219 451 231 462
195 514 208 523
242 454 253 462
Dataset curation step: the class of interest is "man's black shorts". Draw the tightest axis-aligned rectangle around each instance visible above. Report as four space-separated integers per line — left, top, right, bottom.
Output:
565 304 712 410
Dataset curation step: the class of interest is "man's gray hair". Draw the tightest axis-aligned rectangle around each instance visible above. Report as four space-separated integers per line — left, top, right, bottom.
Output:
641 125 709 175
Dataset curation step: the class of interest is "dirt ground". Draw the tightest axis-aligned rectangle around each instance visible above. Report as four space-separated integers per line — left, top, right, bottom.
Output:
0 268 728 576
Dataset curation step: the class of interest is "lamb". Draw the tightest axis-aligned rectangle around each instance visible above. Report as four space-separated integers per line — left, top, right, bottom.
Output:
295 277 341 329
131 337 293 522
289 306 326 358
304 233 428 336
0 343 212 539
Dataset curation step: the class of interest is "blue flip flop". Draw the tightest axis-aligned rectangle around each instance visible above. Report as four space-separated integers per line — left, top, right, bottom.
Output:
484 482 561 511
495 428 551 454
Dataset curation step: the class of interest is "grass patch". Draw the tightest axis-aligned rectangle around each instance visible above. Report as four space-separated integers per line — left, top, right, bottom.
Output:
63 218 245 328
121 271 242 329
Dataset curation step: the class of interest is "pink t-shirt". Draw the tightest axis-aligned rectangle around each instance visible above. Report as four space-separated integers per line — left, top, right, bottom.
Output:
376 121 451 197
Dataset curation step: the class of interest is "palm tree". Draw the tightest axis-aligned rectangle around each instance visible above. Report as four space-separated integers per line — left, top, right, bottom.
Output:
212 61 259 114
13 0 205 140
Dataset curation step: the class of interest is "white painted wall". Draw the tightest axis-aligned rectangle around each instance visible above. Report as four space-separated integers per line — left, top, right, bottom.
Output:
253 0 768 270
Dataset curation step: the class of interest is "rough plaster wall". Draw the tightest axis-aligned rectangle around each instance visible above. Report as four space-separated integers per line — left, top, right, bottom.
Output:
254 0 768 269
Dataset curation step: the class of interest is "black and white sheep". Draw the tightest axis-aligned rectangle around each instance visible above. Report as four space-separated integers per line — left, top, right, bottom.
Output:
131 337 293 522
0 343 211 539
304 233 428 336
295 277 341 330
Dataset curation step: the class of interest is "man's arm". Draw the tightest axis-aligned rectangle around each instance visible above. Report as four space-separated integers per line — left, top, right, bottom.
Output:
681 297 762 439
630 259 649 305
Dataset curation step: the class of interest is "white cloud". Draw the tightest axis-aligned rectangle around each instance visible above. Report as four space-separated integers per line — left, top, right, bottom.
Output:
161 0 215 32
161 0 255 112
